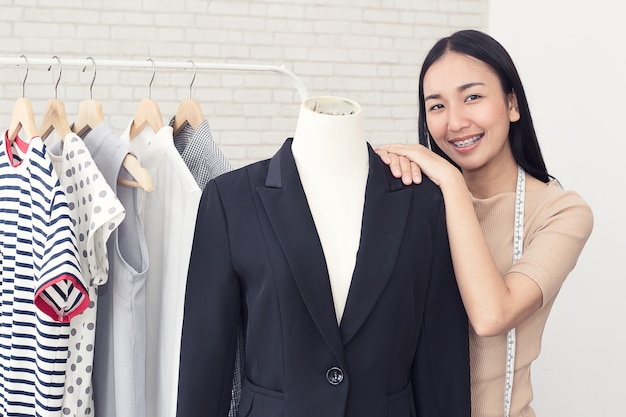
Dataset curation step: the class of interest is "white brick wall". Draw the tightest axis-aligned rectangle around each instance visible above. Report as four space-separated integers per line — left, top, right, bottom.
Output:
0 0 487 168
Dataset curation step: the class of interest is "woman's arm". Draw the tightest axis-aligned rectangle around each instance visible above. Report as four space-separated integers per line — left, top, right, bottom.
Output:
375 144 542 336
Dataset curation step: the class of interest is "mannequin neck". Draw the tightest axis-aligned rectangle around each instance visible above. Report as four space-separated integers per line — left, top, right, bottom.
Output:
292 96 368 172
290 96 368 324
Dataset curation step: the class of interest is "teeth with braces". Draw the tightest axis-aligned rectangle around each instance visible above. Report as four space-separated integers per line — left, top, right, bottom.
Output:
452 136 480 148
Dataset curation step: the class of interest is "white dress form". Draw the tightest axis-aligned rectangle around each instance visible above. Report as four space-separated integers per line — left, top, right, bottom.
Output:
291 96 369 323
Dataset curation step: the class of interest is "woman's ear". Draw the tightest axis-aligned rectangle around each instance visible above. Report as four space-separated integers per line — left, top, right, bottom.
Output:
508 91 520 122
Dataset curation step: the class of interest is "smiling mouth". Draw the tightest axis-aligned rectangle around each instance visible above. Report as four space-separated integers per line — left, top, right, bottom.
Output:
451 134 482 148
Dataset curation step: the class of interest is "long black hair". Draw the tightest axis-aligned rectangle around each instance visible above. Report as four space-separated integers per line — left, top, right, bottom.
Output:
418 29 550 182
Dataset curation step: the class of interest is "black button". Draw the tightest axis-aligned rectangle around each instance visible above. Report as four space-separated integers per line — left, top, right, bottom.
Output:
326 367 344 385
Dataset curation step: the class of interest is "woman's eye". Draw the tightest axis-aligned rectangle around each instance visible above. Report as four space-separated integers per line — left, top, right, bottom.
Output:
465 94 481 102
429 103 444 111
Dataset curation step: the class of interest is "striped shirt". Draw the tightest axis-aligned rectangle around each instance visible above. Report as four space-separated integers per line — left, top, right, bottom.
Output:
0 131 89 417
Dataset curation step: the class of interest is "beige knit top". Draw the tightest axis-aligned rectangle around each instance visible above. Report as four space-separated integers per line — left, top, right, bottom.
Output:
470 179 593 417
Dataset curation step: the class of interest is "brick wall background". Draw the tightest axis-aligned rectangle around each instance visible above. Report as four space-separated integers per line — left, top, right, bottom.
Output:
0 0 487 168
2 4 620 416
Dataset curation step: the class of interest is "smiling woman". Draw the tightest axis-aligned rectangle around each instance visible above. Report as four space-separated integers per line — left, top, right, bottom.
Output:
375 29 593 417
422 52 521 177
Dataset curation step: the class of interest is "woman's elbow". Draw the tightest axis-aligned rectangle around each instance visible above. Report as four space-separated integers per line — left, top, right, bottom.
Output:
470 315 511 337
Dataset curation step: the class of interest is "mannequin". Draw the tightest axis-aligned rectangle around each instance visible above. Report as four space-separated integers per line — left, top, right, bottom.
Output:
177 95 470 417
291 96 368 322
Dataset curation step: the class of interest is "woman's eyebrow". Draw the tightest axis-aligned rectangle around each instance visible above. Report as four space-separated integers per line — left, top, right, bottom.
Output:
458 82 485 91
424 82 486 101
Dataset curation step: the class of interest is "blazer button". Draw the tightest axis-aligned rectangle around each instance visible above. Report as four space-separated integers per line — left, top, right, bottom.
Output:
326 367 344 385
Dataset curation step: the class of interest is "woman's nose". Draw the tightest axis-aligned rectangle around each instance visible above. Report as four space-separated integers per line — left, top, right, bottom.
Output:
447 105 470 132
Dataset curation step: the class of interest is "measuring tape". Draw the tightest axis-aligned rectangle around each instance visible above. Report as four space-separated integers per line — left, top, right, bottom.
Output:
504 165 525 417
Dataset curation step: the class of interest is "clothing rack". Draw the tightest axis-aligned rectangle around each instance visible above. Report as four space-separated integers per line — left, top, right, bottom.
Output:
0 57 309 102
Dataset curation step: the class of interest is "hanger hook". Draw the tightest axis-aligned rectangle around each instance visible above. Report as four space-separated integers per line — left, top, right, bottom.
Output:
147 58 156 99
187 60 197 99
83 57 97 100
19 54 29 97
48 55 62 99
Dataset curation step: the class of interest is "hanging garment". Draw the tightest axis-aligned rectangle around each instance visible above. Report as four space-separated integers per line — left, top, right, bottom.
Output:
0 131 89 417
87 122 150 417
46 132 126 417
168 117 231 190
168 116 241 416
177 138 471 417
121 122 202 417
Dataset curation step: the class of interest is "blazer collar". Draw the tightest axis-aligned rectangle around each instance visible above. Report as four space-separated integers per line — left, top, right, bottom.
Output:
258 138 412 353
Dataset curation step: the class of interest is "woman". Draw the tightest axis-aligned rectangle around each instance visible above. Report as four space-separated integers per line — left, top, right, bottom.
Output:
375 29 593 417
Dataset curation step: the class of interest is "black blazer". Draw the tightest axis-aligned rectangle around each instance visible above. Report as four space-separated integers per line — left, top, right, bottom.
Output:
177 139 470 417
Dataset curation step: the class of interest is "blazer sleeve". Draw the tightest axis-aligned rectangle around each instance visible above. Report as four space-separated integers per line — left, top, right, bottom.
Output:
177 179 241 417
412 198 471 417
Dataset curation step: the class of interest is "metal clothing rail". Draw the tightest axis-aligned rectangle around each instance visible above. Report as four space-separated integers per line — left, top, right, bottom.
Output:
0 56 309 101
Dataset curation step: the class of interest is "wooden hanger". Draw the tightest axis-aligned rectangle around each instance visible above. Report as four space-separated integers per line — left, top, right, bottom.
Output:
118 154 154 192
73 57 104 137
73 58 153 192
173 99 204 136
129 59 164 139
38 56 72 141
39 100 72 141
7 55 38 144
129 98 164 139
173 60 204 136
74 99 104 137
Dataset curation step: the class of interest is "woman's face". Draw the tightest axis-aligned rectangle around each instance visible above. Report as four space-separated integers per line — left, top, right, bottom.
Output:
423 52 520 172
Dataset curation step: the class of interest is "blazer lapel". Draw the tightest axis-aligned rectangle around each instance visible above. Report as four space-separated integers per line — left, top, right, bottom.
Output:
339 144 412 345
256 139 345 361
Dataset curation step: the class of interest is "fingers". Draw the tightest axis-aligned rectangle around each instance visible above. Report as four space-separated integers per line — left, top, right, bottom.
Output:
374 147 392 165
374 147 403 178
410 161 422 184
398 154 413 185
388 154 403 179
375 144 424 184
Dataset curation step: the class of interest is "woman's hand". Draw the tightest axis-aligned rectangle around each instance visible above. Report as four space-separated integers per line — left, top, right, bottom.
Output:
374 145 423 185
374 143 460 190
